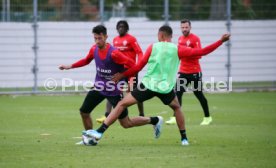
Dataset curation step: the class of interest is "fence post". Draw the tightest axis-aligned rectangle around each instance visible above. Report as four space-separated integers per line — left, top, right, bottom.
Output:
32 0 39 92
2 0 10 22
226 0 232 90
164 0 169 25
6 0 10 21
100 0 104 25
2 0 5 22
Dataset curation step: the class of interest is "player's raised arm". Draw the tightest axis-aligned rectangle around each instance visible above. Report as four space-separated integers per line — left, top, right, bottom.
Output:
178 33 230 59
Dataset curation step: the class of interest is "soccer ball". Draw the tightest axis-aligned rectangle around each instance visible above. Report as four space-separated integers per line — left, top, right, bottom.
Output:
82 134 98 146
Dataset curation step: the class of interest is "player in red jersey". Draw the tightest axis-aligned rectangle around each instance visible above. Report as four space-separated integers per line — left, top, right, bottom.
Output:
96 20 145 123
166 19 212 125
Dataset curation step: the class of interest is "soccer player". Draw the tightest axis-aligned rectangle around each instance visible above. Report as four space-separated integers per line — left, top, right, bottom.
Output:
86 25 230 146
166 19 212 125
96 20 144 124
59 25 153 145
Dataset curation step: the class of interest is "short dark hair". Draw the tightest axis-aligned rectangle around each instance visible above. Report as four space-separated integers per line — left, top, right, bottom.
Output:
159 25 173 36
92 25 107 35
116 20 129 31
181 19 191 26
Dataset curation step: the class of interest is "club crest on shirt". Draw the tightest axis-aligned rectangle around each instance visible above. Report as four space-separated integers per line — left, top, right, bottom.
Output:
186 40 191 47
123 40 128 46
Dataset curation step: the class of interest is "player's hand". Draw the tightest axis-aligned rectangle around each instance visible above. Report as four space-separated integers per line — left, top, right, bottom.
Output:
112 73 125 83
59 65 71 70
221 33 231 42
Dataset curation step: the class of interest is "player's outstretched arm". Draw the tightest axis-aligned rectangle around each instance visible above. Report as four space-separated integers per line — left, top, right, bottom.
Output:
59 47 95 70
178 33 231 59
59 65 72 70
221 33 231 42
59 54 94 70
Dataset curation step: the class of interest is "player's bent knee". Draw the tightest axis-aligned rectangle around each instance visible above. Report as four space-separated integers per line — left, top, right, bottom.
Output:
117 100 129 108
170 103 181 110
120 122 131 128
119 120 133 129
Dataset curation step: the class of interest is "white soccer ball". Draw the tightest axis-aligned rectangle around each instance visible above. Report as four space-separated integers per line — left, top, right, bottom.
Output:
82 134 98 146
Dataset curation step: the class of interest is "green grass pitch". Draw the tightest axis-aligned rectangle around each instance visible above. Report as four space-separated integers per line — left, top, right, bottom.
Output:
0 92 276 168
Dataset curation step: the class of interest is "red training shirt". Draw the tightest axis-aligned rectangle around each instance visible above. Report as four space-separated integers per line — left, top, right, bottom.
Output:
123 40 223 78
71 43 135 69
113 33 143 65
178 33 202 74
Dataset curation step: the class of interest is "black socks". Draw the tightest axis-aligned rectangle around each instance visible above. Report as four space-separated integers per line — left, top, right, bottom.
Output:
105 112 110 117
97 123 109 133
180 130 188 140
150 117 159 125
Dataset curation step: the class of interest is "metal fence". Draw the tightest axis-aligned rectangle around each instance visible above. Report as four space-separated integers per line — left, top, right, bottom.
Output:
0 0 276 94
2 0 276 22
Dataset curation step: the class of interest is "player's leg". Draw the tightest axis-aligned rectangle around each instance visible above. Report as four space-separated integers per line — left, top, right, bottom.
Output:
194 91 210 117
117 96 161 135
96 100 112 123
117 95 152 128
176 73 191 105
192 72 212 125
86 93 138 140
76 90 105 145
158 90 189 145
105 82 156 128
117 83 162 138
137 102 144 116
166 73 189 125
168 97 185 130
169 97 189 145
106 93 137 126
79 90 105 130
129 75 144 116
105 100 112 115
87 83 162 140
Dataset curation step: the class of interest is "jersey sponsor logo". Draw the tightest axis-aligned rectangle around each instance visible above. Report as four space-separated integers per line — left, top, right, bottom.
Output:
97 67 112 73
116 46 128 51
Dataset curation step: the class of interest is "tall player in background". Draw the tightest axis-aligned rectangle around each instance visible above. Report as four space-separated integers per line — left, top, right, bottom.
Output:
166 19 212 125
96 20 145 123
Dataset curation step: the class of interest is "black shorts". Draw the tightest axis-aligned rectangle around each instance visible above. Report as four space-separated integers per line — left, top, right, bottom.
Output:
127 74 139 91
175 72 203 92
80 89 128 119
131 83 176 105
